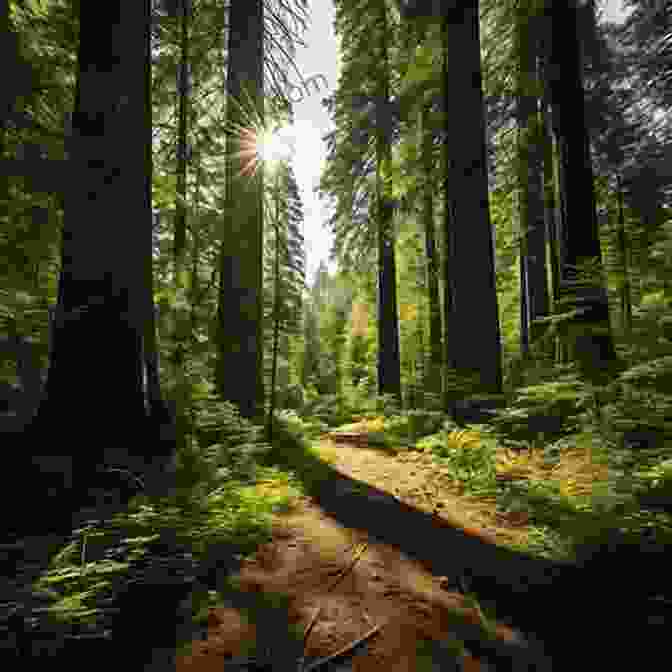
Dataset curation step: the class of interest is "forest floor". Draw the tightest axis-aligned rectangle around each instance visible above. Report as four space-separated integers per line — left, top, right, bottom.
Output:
6 423 669 669
175 434 562 672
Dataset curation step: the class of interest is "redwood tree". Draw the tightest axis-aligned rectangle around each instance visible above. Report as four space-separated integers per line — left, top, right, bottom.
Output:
27 1 165 499
215 0 265 420
542 0 617 381
375 0 402 404
442 1 503 397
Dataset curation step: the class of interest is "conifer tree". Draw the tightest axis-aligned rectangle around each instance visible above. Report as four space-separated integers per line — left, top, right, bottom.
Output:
321 0 402 405
215 0 265 419
441 1 503 398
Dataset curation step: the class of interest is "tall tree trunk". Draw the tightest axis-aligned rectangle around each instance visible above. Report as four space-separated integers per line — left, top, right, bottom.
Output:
0 0 11 157
172 0 191 450
375 1 402 405
441 21 456 409
190 151 202 341
215 0 265 420
615 173 632 336
0 0 15 243
141 18 175 470
174 0 189 287
419 104 442 396
267 173 281 442
442 1 503 397
516 3 550 356
540 99 561 309
29 0 155 488
539 53 565 364
544 0 617 382
520 252 530 358
278 331 291 408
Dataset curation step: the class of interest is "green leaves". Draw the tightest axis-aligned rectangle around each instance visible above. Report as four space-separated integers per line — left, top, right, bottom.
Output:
401 42 436 91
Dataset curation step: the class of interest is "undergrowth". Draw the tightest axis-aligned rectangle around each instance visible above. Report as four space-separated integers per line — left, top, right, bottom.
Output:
332 349 672 570
9 402 312 658
10 329 672 663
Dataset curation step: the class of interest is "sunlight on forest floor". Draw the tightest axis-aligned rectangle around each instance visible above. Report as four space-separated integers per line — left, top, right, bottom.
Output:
176 438 546 671
9 415 669 672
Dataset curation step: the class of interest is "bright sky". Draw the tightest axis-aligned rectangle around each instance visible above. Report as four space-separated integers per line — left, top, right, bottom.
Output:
283 0 632 284
276 0 340 284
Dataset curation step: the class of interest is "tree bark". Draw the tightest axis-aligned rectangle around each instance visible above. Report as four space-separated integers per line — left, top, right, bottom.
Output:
442 1 503 397
419 104 442 396
540 99 561 309
27 1 157 490
516 3 550 356
171 0 191 451
267 173 282 442
215 0 265 420
543 0 617 381
615 173 632 335
520 252 530 359
375 0 402 405
142 11 176 469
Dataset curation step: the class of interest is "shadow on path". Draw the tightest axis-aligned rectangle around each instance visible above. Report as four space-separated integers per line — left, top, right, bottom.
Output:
264 439 670 671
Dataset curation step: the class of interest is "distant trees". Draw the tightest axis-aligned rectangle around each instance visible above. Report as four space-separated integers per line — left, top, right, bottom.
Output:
320 0 403 405
265 160 305 435
418 104 443 397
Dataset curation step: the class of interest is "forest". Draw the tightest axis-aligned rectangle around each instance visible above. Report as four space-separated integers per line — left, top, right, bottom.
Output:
1 0 670 669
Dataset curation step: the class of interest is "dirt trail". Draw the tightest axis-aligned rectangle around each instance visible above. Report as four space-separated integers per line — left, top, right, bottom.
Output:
176 439 558 671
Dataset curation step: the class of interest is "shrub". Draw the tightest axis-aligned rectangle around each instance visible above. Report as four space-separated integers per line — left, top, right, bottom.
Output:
374 414 410 450
303 393 351 426
185 396 271 496
406 409 445 441
276 409 327 439
631 459 672 514
376 393 402 416
490 374 588 447
432 430 498 496
283 384 305 411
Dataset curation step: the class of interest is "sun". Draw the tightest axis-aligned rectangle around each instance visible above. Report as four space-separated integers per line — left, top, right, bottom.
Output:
234 123 295 178
234 119 323 183
258 125 296 166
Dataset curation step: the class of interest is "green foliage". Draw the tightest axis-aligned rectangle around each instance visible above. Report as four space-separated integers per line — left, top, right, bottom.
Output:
345 331 369 390
374 409 446 448
443 368 486 399
301 392 351 427
189 395 270 487
380 414 413 449
415 431 446 453
490 372 590 447
257 410 336 490
422 391 444 412
274 409 328 440
631 458 672 513
405 409 445 442
344 374 377 416
282 382 305 411
22 398 315 647
375 392 402 416
432 431 499 497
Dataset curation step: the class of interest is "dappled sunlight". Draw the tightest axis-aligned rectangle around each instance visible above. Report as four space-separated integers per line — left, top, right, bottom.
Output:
176 470 535 672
